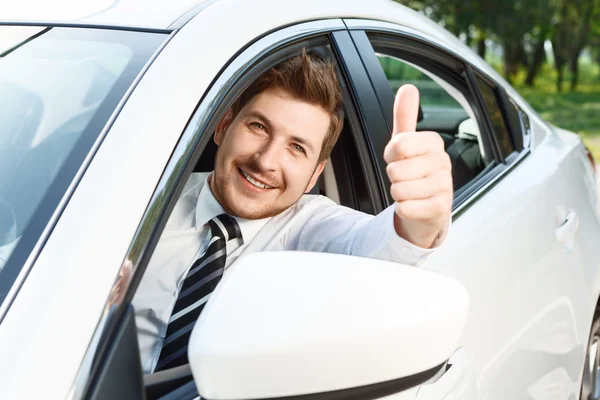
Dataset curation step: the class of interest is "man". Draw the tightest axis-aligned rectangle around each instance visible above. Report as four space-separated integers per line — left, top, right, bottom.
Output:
133 50 453 373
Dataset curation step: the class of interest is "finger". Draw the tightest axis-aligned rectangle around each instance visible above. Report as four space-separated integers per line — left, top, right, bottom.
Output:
386 152 451 183
384 131 445 163
390 173 452 202
395 196 452 222
393 84 420 136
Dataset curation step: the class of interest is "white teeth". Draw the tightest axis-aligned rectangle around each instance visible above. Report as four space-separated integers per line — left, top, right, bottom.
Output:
241 170 273 189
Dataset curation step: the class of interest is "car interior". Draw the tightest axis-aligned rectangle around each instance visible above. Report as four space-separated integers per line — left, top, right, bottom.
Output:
377 54 488 193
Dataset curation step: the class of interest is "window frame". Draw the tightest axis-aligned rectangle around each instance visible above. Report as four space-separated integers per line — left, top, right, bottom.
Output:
343 20 531 217
78 20 392 399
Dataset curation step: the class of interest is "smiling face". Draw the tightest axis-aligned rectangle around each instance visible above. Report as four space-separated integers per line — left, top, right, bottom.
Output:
210 87 331 219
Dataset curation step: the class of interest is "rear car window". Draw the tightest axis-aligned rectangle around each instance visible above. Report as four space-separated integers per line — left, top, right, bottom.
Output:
473 74 515 158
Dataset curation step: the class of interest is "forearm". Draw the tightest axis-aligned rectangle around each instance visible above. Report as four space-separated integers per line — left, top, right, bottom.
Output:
292 202 441 266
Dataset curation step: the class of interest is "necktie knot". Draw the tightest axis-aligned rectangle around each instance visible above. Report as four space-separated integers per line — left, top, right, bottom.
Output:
208 213 243 243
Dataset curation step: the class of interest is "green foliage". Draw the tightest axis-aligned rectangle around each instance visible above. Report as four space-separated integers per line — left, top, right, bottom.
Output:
395 0 600 88
510 63 600 159
396 0 600 158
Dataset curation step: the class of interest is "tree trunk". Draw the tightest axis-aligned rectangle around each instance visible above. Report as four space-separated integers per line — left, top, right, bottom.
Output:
552 35 566 92
556 64 564 92
477 37 486 59
465 33 473 47
518 43 528 67
570 55 580 91
503 57 514 84
552 1 570 93
525 30 549 87
503 41 522 84
567 0 595 91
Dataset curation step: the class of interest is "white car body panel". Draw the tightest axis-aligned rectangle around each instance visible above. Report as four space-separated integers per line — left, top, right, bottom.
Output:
428 130 600 397
0 0 597 399
0 0 209 29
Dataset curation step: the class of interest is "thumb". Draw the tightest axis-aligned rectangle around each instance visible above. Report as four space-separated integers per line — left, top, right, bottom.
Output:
392 84 420 136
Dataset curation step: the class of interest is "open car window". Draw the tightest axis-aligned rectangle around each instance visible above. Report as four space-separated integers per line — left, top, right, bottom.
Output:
373 51 491 193
127 30 383 397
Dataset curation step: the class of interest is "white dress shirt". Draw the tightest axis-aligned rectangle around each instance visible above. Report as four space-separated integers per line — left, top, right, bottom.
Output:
133 172 443 373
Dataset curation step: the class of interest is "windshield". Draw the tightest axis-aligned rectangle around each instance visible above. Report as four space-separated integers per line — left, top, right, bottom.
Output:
0 26 167 310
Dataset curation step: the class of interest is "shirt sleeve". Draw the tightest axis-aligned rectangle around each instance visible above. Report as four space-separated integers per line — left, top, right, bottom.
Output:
289 199 449 267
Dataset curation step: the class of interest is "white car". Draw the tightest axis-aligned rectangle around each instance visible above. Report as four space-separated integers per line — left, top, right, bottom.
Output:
0 0 599 399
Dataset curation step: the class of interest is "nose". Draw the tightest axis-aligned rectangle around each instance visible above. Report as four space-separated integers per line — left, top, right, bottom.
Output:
253 139 281 171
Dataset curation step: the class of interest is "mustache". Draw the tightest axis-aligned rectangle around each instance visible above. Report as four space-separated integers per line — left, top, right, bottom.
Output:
236 160 283 188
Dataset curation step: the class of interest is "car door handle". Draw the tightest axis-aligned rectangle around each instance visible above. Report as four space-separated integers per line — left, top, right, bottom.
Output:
556 210 579 243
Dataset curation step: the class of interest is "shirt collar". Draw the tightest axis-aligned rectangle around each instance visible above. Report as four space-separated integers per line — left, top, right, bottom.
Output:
195 173 271 243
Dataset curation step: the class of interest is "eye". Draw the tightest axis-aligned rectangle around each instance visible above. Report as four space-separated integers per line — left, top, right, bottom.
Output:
250 121 266 131
291 143 306 155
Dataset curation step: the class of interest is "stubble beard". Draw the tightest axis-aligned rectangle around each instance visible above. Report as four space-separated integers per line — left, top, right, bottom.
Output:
210 157 294 220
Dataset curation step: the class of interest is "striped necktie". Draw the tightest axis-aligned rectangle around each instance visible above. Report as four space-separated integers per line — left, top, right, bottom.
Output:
155 213 243 371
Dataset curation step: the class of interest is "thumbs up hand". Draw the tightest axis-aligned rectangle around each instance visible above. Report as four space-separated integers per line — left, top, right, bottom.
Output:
383 85 453 249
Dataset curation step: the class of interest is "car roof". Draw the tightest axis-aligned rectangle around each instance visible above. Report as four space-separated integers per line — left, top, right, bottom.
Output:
0 0 214 30
0 0 513 104
0 0 446 38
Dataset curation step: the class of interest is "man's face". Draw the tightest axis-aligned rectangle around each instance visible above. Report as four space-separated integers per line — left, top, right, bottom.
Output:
211 87 330 219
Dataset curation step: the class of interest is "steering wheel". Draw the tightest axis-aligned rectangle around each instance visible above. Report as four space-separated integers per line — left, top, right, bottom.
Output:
0 197 17 247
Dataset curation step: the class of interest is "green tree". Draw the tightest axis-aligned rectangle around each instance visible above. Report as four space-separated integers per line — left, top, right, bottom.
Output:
523 0 556 86
551 0 598 91
396 0 553 84
396 0 598 90
586 2 600 79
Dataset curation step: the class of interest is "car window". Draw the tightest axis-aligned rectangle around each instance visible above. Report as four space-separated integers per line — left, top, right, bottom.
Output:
377 55 462 109
374 52 490 192
0 26 167 310
191 46 377 214
130 34 382 383
473 73 516 159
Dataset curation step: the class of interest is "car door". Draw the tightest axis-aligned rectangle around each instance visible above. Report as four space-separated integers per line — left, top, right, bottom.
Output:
348 20 596 399
69 20 414 400
76 19 476 400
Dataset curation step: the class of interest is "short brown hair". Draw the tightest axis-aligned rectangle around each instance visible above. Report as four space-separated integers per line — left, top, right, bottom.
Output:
230 50 344 163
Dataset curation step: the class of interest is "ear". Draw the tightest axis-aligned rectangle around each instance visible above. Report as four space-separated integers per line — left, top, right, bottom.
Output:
214 109 234 145
304 160 327 193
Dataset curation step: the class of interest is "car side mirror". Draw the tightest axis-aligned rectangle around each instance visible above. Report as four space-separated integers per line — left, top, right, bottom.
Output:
188 252 469 399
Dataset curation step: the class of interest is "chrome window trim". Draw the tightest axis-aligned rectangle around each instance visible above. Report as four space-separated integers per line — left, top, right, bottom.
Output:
343 18 532 220
0 29 176 325
70 18 345 400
